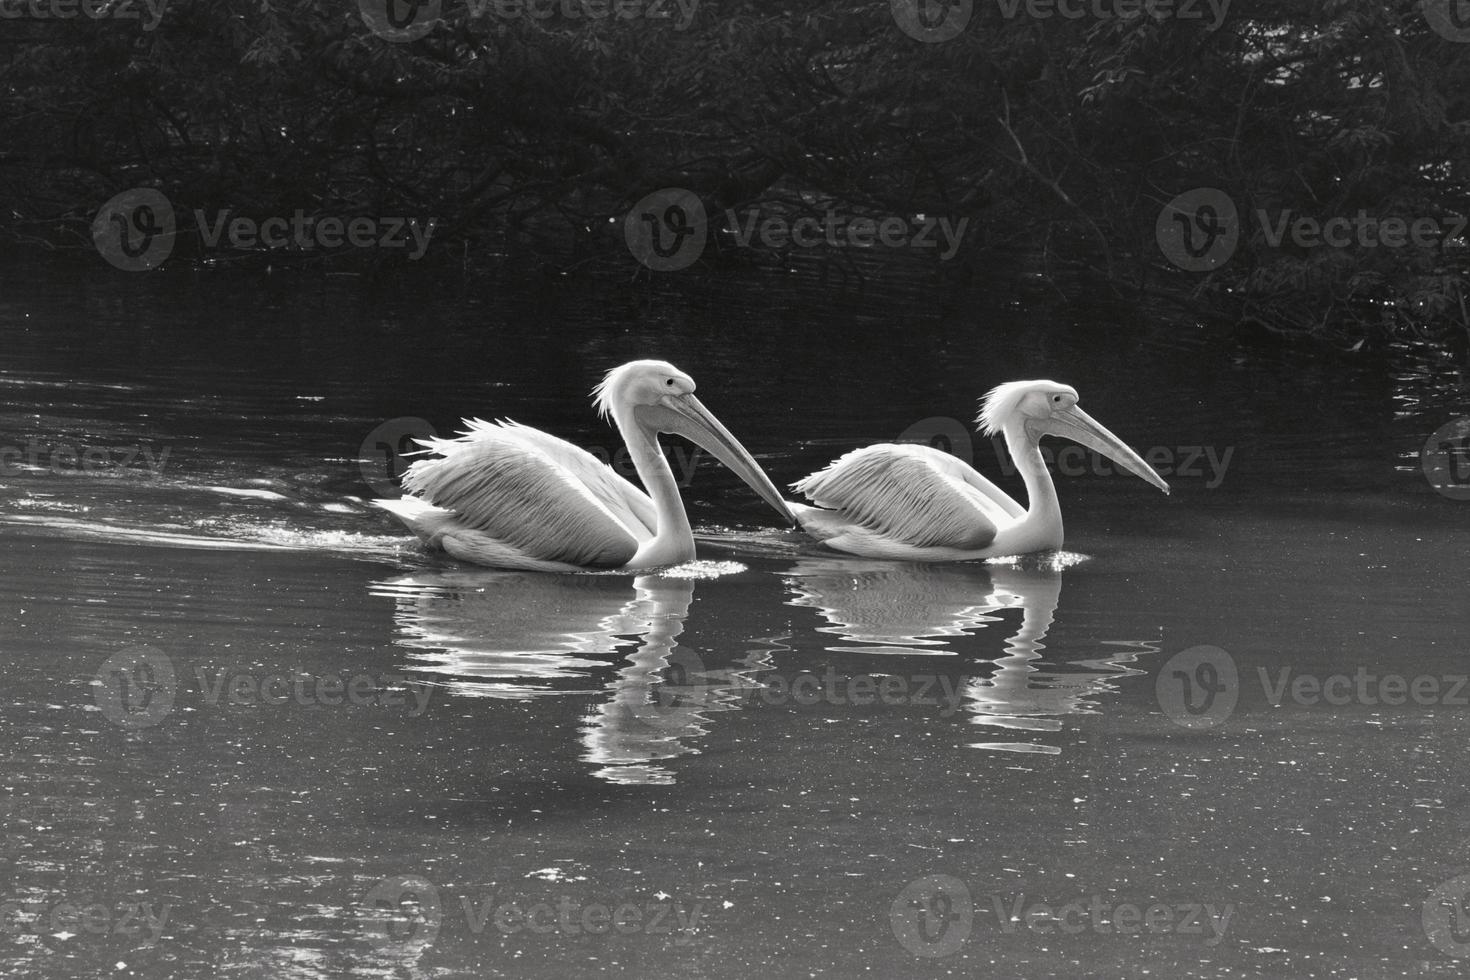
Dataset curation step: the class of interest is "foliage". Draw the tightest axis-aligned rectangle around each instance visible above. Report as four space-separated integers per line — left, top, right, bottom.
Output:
1 0 1466 346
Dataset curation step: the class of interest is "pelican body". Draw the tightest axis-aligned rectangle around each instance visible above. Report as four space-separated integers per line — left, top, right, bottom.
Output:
377 360 794 571
790 380 1168 561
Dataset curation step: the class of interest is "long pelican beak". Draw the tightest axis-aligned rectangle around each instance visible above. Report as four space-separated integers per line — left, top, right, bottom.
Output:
1041 407 1170 494
648 393 798 524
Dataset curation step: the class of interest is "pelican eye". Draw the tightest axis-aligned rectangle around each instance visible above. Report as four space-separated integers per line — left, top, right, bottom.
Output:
665 378 676 386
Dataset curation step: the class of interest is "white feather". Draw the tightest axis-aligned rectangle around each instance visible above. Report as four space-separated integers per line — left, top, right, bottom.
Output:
386 419 651 569
792 444 1002 550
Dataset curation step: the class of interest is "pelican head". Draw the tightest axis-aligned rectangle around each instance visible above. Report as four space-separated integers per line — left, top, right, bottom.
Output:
593 359 796 523
978 380 1169 494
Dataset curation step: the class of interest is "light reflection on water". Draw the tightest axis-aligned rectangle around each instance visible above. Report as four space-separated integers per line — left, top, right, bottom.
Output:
377 556 1163 781
1 256 1469 979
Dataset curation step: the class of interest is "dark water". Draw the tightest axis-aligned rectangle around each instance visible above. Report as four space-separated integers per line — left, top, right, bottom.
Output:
1 254 1468 978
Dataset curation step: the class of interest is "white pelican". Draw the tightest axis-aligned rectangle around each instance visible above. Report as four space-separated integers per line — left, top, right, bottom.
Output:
376 360 794 571
790 380 1169 560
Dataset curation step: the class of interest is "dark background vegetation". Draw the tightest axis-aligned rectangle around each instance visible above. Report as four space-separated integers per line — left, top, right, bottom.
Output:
2 0 1467 351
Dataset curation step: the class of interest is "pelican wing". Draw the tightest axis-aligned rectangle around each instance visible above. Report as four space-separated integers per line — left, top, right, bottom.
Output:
401 420 650 568
793 444 1007 550
484 420 657 536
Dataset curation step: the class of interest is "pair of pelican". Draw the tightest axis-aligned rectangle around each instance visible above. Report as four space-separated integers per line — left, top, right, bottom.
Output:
375 360 1169 571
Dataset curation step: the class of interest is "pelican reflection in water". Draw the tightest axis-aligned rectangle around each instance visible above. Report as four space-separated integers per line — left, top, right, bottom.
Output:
373 569 741 785
784 557 1158 753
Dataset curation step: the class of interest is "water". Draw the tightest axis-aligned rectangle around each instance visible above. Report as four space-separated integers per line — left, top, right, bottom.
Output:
1 254 1468 978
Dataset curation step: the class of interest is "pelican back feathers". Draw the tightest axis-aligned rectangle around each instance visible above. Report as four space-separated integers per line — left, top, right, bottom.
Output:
792 444 998 550
398 419 651 569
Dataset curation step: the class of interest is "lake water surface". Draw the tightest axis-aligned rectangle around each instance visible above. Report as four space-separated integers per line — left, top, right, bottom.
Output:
1 255 1468 978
